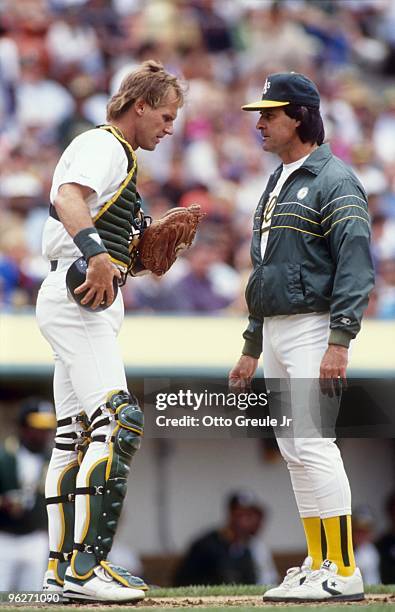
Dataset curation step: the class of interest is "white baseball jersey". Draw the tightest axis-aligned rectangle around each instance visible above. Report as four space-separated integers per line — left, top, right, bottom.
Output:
42 128 128 261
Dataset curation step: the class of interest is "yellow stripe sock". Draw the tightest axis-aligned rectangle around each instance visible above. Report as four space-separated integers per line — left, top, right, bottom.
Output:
322 515 356 576
302 517 326 570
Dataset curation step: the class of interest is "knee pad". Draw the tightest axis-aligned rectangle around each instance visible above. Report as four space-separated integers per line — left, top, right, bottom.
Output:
71 390 143 577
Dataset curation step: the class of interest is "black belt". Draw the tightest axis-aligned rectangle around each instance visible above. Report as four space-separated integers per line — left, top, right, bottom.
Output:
49 204 59 221
50 260 58 271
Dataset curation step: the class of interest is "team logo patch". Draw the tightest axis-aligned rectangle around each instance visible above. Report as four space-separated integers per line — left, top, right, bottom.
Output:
297 187 309 200
263 78 271 95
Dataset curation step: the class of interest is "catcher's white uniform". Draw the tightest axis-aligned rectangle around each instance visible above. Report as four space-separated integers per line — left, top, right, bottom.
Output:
36 128 145 602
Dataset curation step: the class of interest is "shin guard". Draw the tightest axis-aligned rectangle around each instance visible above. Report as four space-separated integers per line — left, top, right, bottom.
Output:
45 460 79 585
45 412 89 586
71 391 143 579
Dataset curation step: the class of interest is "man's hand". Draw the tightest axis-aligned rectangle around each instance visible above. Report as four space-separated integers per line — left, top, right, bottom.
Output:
319 344 348 396
228 355 259 391
74 253 121 309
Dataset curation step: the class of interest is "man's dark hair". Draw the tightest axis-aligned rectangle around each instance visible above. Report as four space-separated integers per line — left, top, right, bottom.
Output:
283 104 325 145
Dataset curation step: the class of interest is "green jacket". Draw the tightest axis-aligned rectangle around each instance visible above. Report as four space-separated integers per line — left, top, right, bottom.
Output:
242 144 375 358
0 440 48 535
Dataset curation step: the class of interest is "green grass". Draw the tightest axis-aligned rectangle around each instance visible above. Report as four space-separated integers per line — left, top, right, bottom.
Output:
0 585 393 611
145 608 395 612
148 584 395 597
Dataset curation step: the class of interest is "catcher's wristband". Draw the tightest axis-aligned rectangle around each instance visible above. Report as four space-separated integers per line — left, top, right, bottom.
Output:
73 228 107 262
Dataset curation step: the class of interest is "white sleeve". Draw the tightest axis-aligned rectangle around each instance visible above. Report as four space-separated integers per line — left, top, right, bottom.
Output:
52 129 128 200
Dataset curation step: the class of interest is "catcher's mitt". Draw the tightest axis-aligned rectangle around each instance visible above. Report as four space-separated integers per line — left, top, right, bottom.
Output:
134 205 204 276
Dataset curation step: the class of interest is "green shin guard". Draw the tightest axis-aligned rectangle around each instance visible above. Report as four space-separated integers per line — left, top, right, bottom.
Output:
46 460 79 585
72 391 143 579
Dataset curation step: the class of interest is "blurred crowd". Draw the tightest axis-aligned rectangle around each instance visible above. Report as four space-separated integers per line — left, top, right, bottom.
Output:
1 0 395 317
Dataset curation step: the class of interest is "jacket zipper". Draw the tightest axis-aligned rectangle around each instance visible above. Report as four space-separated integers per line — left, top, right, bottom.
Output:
259 168 312 265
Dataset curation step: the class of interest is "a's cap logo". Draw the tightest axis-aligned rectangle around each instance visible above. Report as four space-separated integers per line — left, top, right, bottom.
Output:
297 187 309 200
263 78 271 95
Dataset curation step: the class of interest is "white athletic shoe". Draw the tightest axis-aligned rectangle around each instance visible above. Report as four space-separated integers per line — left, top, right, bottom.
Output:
63 563 146 603
283 559 365 602
263 556 313 600
42 569 63 593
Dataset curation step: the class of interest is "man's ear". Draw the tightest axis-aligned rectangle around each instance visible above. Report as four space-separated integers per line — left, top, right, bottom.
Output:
135 98 145 116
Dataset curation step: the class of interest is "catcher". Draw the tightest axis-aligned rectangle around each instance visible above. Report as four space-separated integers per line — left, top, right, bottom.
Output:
36 61 202 603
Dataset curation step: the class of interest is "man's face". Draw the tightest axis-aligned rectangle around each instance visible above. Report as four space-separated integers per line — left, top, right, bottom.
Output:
20 426 53 454
135 90 179 151
230 506 263 539
256 107 300 156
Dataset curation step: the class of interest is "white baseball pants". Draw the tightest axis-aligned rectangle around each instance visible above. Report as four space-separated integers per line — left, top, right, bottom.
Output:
0 531 48 590
36 258 128 553
263 312 352 518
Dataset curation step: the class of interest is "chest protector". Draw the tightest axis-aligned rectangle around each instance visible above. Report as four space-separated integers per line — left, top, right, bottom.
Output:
93 125 143 272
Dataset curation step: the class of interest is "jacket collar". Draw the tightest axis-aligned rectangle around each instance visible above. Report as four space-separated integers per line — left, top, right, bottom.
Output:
272 143 332 178
299 143 332 175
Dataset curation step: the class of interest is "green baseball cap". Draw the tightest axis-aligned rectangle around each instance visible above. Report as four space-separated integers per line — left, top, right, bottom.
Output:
242 72 320 111
19 398 56 430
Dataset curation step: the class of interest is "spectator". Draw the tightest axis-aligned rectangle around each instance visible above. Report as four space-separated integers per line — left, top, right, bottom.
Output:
352 505 381 585
0 398 56 591
171 239 235 313
174 489 277 586
376 491 395 584
0 17 21 146
376 257 395 319
16 54 75 142
45 5 103 78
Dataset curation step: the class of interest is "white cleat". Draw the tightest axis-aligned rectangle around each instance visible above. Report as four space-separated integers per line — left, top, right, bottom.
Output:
282 559 364 602
63 563 146 603
42 568 63 593
263 556 313 601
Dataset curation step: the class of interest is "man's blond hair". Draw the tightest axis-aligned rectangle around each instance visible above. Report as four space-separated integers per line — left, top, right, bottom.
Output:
107 60 184 121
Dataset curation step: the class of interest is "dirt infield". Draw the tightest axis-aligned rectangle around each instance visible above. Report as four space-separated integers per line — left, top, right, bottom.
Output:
136 593 395 608
1 593 394 611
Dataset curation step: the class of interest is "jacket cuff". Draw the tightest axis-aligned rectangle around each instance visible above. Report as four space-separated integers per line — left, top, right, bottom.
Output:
328 329 353 348
242 339 262 359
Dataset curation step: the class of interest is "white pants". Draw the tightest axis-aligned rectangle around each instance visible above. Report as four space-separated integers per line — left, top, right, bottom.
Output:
36 259 128 553
0 531 48 590
263 313 351 518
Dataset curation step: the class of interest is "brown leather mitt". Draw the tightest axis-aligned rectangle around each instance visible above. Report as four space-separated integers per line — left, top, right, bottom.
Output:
136 205 204 276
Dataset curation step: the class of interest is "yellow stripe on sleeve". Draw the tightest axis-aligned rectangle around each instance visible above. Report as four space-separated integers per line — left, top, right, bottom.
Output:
322 204 369 225
323 215 370 236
